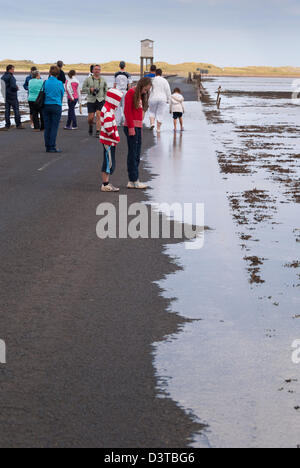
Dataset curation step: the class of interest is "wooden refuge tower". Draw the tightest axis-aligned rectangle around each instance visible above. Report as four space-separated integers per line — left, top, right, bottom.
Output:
140 39 154 77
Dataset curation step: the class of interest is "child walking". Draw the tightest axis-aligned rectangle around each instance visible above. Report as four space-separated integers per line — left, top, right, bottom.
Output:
99 88 123 192
170 88 185 132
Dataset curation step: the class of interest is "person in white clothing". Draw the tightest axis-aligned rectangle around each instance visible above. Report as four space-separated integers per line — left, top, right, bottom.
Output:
170 87 185 132
64 70 82 130
149 69 171 133
114 61 132 126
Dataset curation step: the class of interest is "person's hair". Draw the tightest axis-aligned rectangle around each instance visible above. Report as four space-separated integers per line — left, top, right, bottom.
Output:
173 88 181 94
150 65 157 72
49 65 60 77
68 70 76 78
32 70 40 79
57 61 64 69
90 64 95 74
6 64 14 72
119 61 126 70
134 77 152 111
156 69 163 76
31 66 37 73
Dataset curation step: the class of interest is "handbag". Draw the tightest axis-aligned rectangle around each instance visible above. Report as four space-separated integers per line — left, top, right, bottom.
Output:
34 81 46 110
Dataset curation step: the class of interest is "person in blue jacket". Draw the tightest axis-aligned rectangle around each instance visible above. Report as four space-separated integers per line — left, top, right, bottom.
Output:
23 66 37 91
43 65 65 153
1 64 24 130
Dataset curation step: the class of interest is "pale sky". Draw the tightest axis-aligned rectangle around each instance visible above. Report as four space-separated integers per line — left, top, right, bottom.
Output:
0 0 299 67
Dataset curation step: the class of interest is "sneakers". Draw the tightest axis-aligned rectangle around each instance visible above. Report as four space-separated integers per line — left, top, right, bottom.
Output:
101 184 120 193
127 181 148 190
95 130 100 138
64 126 72 130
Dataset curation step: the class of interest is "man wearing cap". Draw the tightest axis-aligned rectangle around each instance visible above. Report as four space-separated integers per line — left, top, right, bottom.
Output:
114 61 132 126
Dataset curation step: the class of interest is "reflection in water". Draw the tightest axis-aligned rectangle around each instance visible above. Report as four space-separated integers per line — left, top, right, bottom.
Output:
146 98 300 448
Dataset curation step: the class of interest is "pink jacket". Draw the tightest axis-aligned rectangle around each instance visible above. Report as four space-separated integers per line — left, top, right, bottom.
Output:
65 78 81 102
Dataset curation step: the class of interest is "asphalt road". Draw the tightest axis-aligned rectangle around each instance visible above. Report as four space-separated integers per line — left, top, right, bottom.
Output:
0 103 201 447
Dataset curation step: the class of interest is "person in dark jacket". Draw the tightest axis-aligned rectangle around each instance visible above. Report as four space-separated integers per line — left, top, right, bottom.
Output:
56 61 66 84
1 65 24 130
23 66 37 91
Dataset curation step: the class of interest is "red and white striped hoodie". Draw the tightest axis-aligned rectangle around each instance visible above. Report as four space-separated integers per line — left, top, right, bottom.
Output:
100 88 123 146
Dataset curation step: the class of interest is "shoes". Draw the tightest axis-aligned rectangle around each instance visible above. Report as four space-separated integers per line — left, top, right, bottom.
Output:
46 149 62 154
127 181 148 190
101 184 120 192
17 125 25 130
64 126 72 130
31 124 34 129
72 127 78 130
95 131 100 138
89 125 93 136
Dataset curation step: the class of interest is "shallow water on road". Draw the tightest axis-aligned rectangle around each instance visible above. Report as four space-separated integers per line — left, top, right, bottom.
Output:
146 96 300 448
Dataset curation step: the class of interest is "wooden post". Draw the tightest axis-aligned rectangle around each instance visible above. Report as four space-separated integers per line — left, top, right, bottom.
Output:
217 86 222 109
140 58 144 78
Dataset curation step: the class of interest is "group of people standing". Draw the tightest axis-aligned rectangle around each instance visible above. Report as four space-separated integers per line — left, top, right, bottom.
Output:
1 60 185 191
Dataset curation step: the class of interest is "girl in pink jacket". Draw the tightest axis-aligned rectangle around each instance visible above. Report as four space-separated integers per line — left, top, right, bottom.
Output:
65 70 82 130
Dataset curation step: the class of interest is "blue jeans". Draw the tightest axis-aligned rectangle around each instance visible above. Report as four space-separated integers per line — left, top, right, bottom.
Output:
124 127 142 182
5 98 21 128
43 105 62 151
66 99 78 128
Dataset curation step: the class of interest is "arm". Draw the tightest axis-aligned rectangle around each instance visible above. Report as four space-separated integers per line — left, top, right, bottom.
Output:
82 77 91 95
127 73 133 90
61 71 66 84
124 89 135 136
9 75 18 93
66 80 74 100
23 76 29 91
102 115 115 136
1 79 6 99
165 79 171 103
77 81 82 104
103 79 108 99
60 82 65 103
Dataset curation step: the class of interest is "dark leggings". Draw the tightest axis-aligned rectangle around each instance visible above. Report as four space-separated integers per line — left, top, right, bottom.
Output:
124 127 142 182
66 99 78 128
29 101 44 130
102 145 116 175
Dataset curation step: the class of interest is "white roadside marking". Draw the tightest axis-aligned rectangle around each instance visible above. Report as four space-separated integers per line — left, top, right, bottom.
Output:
37 156 65 172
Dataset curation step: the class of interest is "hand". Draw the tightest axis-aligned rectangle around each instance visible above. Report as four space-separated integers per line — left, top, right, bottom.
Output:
90 88 95 93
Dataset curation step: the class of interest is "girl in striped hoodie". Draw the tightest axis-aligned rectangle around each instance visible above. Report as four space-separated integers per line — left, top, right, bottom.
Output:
99 88 123 192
